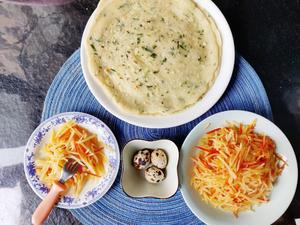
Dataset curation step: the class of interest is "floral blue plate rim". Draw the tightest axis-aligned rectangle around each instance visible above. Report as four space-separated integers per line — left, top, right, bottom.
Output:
24 112 120 209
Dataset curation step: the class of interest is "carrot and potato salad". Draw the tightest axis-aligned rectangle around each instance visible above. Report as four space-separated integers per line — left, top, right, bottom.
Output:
36 120 107 196
191 120 286 216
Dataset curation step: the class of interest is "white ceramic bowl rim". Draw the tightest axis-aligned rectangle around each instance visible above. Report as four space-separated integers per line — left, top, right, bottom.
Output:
80 0 235 128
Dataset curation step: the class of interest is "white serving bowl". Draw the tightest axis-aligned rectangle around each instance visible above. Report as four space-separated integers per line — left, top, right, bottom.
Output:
121 139 179 198
81 0 235 128
180 110 298 225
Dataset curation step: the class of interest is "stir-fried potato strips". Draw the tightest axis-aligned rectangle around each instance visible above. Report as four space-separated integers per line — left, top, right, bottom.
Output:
36 120 107 196
191 120 286 216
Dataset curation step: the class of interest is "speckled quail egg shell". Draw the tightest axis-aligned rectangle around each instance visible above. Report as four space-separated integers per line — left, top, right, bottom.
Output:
144 166 165 183
151 149 168 169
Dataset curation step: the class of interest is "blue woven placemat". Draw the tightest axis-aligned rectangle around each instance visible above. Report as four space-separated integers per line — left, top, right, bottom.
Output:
42 49 272 225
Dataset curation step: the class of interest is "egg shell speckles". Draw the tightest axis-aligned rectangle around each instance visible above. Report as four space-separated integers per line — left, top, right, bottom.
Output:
144 166 165 183
151 149 168 169
132 149 151 169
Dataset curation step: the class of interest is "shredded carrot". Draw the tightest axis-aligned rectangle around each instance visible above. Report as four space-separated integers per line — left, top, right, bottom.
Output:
196 146 219 154
206 128 221 134
191 120 285 217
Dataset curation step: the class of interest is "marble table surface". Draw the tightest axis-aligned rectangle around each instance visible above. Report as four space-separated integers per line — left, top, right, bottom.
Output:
0 0 299 224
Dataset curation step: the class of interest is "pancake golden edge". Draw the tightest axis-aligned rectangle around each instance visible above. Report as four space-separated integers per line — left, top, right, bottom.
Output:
84 0 222 115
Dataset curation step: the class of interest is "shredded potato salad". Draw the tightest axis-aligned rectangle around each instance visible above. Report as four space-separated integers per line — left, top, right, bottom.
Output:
191 120 286 216
36 120 107 196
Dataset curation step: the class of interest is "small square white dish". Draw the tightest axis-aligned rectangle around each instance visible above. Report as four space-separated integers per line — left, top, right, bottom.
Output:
121 139 179 198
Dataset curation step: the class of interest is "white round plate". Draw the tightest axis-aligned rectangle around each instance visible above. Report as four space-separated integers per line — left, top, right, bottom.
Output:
80 0 235 128
24 112 120 209
179 110 298 225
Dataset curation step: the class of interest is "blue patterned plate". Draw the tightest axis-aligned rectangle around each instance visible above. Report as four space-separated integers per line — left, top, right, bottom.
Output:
24 112 120 209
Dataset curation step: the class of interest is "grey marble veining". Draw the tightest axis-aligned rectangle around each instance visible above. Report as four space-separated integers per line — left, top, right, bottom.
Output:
0 1 97 148
0 1 98 224
0 0 299 225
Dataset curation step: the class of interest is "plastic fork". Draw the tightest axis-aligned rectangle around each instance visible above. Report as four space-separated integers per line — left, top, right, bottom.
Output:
32 159 80 225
